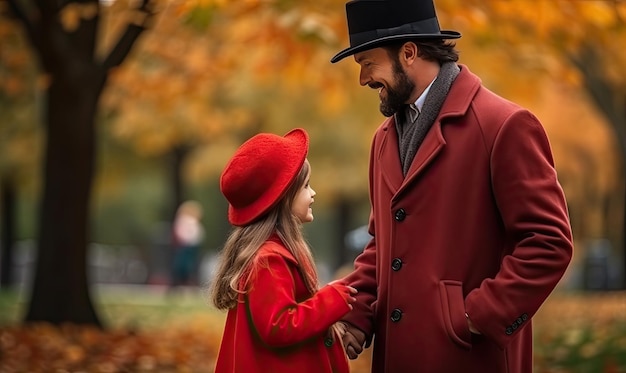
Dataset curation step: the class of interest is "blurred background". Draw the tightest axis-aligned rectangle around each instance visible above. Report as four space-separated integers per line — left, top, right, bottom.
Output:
1 0 625 371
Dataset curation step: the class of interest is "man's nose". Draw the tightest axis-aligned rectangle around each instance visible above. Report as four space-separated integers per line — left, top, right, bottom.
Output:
359 70 369 87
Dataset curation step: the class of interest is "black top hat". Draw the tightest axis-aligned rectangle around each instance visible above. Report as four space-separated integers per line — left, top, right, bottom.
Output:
331 0 461 63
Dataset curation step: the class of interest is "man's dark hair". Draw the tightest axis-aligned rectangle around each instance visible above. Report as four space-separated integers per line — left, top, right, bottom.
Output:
385 39 459 64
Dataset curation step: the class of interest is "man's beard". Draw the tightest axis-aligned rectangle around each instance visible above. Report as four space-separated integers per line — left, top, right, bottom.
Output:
380 59 415 117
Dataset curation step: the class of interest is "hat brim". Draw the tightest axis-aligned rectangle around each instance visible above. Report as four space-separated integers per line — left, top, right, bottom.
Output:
330 30 461 63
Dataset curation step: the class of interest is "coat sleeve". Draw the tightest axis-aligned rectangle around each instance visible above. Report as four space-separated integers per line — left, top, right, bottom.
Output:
465 109 573 348
340 220 377 339
246 252 351 348
339 130 383 339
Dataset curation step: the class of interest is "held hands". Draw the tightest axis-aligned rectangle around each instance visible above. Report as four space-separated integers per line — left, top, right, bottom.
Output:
337 321 367 360
327 281 364 359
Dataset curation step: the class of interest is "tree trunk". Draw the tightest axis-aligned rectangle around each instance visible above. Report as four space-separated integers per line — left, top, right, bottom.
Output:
569 45 626 288
1 176 16 288
335 198 354 273
7 0 152 325
24 77 104 326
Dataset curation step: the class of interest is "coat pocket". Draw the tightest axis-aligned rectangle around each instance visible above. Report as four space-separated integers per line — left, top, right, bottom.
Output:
439 280 472 350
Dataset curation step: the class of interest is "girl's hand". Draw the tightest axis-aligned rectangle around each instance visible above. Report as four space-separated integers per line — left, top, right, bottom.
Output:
327 280 358 308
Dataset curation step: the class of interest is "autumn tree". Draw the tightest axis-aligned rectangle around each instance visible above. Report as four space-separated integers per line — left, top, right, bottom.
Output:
453 0 626 285
102 0 378 269
5 0 154 325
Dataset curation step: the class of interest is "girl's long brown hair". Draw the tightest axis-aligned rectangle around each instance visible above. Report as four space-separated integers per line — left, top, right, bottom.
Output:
210 160 319 310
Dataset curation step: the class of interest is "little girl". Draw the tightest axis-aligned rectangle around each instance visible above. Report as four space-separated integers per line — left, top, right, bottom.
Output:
211 128 357 373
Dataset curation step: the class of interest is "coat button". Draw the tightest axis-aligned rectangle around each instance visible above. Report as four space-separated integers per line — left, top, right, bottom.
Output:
394 208 406 221
390 308 403 322
505 327 513 335
324 337 333 347
391 258 403 271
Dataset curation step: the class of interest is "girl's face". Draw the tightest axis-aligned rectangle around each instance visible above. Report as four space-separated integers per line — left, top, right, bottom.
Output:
292 161 316 223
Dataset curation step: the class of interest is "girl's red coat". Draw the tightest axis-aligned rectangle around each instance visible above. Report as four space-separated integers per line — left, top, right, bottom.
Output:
215 236 351 373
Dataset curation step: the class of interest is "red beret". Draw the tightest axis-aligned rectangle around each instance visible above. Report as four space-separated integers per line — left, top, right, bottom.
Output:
220 128 309 226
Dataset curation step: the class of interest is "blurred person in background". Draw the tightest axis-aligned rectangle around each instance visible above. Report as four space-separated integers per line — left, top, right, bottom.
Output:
170 200 205 288
330 0 574 372
210 128 357 373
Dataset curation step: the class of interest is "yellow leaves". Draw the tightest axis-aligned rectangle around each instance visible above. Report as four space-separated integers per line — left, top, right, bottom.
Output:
0 18 36 98
59 7 81 32
59 3 99 32
187 138 240 181
619 1 626 22
576 1 618 29
277 9 338 44
182 0 229 8
453 6 488 32
478 0 626 49
320 79 349 115
64 344 86 364
0 109 42 192
531 79 617 239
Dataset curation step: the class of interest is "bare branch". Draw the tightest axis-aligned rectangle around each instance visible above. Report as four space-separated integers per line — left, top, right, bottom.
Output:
101 0 155 69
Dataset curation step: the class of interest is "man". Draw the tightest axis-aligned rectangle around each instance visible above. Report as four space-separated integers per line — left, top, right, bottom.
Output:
330 1 573 372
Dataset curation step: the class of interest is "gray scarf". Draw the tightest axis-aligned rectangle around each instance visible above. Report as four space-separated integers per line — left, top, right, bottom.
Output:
396 62 460 176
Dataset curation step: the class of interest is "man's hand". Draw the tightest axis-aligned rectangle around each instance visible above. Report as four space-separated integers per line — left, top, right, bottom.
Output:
338 321 367 359
466 313 481 334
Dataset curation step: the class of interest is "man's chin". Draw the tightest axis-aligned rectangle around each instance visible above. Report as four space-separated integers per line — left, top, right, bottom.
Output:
380 105 395 117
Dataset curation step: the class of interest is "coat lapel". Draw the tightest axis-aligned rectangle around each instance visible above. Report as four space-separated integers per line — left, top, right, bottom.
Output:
394 121 445 200
378 117 404 192
378 115 446 199
380 65 481 201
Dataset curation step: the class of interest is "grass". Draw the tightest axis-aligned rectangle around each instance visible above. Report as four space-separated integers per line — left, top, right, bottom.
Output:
0 285 221 330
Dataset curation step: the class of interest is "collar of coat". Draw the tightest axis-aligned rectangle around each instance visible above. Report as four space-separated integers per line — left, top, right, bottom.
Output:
257 234 298 265
376 64 482 195
381 64 480 132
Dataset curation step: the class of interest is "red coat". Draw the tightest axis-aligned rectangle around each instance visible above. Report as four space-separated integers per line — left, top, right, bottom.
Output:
215 235 352 373
343 65 573 373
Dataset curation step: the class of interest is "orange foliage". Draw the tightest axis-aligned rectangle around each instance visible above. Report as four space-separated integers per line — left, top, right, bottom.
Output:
0 17 34 98
455 0 626 89
4 0 623 211
0 321 222 373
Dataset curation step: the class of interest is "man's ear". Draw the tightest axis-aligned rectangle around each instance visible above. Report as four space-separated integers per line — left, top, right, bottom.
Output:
400 41 418 65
